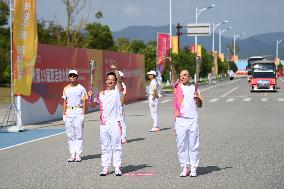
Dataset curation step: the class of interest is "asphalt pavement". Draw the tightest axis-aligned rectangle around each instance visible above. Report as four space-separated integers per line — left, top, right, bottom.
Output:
0 78 283 189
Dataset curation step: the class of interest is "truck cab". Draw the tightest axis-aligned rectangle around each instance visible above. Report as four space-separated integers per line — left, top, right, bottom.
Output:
250 60 277 92
246 56 264 83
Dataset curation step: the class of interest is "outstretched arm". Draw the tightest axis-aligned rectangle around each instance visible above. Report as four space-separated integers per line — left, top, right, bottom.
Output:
110 61 123 92
169 58 178 85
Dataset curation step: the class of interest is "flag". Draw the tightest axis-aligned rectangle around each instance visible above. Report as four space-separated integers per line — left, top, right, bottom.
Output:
157 33 170 74
13 0 38 95
172 36 178 54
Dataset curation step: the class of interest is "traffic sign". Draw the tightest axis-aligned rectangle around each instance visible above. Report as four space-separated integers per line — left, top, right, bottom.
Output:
187 23 211 36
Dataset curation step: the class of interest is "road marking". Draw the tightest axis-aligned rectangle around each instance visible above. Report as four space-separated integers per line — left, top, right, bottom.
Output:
124 172 155 176
221 87 238 97
0 131 65 151
243 98 251 102
200 79 241 92
278 98 284 102
261 98 268 102
209 98 219 102
160 99 172 103
226 98 235 102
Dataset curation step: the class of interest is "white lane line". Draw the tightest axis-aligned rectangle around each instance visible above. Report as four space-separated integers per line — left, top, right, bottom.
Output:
221 87 239 97
160 99 172 103
243 98 251 102
200 79 241 92
0 131 66 151
278 98 284 102
226 98 235 102
209 98 219 102
261 98 268 102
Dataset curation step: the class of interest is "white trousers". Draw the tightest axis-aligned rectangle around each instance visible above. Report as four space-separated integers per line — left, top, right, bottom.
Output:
120 105 127 139
148 96 158 128
175 117 200 168
65 110 84 156
100 121 122 169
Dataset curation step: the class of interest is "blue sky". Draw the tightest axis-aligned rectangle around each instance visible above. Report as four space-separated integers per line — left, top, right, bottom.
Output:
37 0 284 38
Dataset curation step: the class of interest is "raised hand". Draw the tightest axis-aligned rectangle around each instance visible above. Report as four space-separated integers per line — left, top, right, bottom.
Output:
110 60 117 69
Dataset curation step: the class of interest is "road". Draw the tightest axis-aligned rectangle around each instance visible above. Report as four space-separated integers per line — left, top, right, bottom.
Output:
0 78 284 189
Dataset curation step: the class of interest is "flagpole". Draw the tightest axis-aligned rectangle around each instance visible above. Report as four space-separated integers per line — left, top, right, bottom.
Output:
9 0 15 127
169 0 172 49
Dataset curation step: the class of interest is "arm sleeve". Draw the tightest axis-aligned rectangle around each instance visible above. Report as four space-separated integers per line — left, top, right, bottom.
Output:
81 87 88 100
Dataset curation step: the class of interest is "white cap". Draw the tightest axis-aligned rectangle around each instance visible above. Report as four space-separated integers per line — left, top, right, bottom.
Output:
68 69 78 75
147 70 156 75
118 71 124 77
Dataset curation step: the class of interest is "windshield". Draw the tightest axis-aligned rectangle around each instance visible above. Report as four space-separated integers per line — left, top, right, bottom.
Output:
252 72 275 78
252 63 275 78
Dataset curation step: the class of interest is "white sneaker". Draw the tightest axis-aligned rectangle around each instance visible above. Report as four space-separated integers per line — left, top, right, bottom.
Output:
190 168 197 177
180 167 190 177
100 167 109 176
75 154 81 162
122 137 127 144
67 154 76 162
115 168 122 176
149 127 160 132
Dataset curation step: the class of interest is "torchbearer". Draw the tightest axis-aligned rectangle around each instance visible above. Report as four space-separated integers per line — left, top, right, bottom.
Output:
88 61 124 176
62 69 87 162
170 61 203 177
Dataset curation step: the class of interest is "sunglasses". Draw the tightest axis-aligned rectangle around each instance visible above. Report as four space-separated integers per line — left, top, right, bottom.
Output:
69 74 78 78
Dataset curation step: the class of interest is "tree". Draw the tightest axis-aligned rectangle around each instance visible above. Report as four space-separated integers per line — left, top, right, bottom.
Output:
0 1 9 26
115 37 131 52
83 23 114 50
95 11 103 21
227 40 240 59
129 40 146 54
62 0 86 47
0 1 10 86
142 43 156 78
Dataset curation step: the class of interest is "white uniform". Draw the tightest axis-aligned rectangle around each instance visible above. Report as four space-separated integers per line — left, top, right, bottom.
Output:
148 79 159 128
174 82 200 170
62 84 87 157
115 82 127 139
97 89 123 169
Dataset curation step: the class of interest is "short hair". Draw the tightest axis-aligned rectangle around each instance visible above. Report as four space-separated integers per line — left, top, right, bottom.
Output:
107 72 117 81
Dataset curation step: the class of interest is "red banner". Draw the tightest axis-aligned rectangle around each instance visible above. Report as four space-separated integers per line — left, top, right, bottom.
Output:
22 44 145 116
157 33 170 74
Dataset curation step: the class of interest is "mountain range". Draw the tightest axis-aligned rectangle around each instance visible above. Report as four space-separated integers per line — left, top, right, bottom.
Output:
113 25 284 59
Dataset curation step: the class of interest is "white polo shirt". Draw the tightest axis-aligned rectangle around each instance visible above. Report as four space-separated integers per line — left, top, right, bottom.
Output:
148 79 157 95
97 89 122 125
62 84 87 107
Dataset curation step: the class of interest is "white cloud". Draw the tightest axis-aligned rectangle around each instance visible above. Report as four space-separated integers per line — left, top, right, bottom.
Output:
123 5 141 16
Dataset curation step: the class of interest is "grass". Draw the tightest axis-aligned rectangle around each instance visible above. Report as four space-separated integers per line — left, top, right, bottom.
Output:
0 87 11 105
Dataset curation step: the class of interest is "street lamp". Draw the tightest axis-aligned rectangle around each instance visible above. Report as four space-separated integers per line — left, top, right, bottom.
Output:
212 20 228 52
195 4 215 47
218 26 232 54
170 0 172 48
276 39 283 59
233 33 245 62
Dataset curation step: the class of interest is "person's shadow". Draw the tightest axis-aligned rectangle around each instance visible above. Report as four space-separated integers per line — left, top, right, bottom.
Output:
109 164 153 174
126 137 145 143
159 127 171 131
198 166 232 176
81 154 101 160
